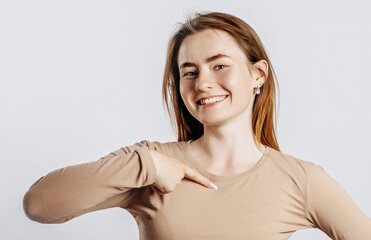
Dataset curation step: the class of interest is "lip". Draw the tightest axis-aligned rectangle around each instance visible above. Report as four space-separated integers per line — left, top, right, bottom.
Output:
196 94 229 103
197 95 229 107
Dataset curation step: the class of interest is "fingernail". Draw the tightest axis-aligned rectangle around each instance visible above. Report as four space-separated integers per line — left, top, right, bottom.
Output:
209 182 218 190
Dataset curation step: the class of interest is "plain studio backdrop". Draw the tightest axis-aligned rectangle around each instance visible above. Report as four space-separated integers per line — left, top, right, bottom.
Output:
1 0 370 239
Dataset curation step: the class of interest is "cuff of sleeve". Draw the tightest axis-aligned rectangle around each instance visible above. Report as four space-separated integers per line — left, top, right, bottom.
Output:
135 147 157 185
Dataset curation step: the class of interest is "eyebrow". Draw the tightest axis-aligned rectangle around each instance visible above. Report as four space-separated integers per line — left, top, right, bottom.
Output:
179 54 231 70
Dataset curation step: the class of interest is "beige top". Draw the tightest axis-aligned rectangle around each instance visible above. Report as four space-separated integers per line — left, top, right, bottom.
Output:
23 140 371 240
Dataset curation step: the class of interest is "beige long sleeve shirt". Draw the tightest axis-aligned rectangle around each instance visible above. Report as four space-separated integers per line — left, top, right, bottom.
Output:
23 140 371 239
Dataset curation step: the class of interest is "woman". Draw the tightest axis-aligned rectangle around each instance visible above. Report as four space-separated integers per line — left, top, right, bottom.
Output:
23 11 371 239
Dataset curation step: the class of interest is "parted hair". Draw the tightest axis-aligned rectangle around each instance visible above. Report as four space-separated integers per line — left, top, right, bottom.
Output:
162 11 280 152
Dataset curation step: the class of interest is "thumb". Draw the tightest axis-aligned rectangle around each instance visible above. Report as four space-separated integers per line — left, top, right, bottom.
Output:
184 165 218 190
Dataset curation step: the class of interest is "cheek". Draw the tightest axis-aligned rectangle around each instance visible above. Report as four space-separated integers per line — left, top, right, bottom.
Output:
179 81 189 100
179 81 193 105
179 82 185 98
218 70 244 91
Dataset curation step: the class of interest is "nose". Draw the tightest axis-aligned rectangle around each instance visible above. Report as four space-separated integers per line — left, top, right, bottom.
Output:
195 70 213 92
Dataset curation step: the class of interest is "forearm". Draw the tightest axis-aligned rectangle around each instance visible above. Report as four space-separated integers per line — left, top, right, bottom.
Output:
23 143 157 223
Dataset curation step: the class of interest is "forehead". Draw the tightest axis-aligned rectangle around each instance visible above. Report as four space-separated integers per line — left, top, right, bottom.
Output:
177 29 245 66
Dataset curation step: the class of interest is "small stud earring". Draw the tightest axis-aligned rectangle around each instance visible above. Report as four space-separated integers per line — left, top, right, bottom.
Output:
256 84 261 95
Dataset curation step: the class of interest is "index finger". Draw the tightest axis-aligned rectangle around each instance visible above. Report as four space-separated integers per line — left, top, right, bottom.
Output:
184 166 218 190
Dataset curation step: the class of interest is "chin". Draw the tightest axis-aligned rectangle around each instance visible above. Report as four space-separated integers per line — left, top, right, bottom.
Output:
197 116 229 126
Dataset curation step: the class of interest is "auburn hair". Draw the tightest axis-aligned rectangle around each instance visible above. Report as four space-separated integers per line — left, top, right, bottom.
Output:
162 11 280 152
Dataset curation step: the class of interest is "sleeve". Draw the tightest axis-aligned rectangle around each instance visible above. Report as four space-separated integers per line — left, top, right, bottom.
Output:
305 164 371 240
23 140 158 224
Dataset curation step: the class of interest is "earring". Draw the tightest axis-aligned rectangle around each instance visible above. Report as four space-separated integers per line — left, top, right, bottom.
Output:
256 84 261 95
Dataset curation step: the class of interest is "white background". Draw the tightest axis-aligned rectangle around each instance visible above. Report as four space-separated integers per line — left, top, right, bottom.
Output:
1 0 370 239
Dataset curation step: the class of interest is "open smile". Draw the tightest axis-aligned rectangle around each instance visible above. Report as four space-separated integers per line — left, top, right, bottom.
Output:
197 95 228 107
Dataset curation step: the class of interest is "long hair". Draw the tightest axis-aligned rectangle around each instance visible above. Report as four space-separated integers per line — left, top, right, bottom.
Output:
162 11 280 152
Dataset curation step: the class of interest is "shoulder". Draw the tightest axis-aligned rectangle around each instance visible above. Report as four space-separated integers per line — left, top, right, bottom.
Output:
266 147 318 176
263 147 327 203
264 147 325 193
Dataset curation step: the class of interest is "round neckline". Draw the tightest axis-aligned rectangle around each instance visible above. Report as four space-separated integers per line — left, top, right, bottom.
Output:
182 140 271 182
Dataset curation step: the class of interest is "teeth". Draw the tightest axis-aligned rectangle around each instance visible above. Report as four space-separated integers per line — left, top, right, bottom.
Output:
200 96 227 105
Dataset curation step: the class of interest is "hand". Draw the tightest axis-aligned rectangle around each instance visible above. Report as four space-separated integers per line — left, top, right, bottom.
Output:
148 150 218 195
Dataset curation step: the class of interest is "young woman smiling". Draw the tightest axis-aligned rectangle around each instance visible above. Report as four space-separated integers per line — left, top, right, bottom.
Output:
23 11 371 239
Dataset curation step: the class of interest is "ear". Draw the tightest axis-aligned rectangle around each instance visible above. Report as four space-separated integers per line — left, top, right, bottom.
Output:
252 59 269 86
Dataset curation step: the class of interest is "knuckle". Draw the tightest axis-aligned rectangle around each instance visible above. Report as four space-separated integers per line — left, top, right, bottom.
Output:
186 166 195 176
169 183 177 191
181 164 188 173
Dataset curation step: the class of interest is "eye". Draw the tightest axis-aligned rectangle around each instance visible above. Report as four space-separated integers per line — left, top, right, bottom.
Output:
183 71 198 77
214 65 228 70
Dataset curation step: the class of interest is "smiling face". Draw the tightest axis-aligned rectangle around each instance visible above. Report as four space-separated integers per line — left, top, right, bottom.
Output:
178 29 261 126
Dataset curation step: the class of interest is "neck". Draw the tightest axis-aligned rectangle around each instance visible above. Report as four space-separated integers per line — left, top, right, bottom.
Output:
192 109 265 167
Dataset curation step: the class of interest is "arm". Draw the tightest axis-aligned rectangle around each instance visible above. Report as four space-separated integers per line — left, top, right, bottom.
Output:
305 164 371 240
23 140 157 224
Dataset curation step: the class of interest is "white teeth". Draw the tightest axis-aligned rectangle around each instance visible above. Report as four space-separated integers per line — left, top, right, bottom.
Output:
200 95 227 105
